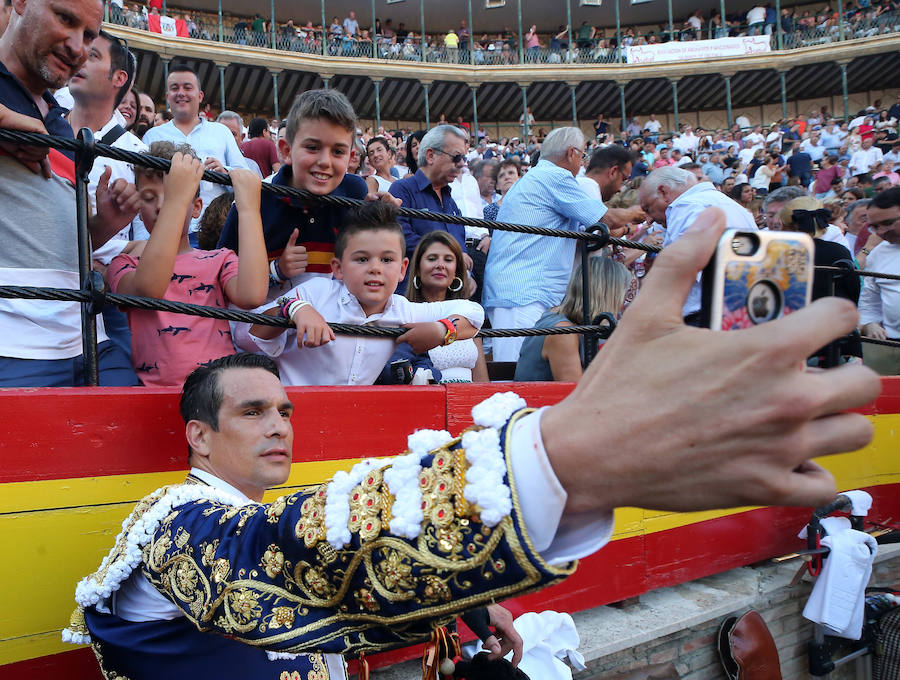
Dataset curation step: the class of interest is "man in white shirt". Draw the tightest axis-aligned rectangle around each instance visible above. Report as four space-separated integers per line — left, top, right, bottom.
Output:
643 113 662 138
342 10 358 36
800 131 826 163
143 64 253 244
820 119 846 153
65 30 147 357
850 137 884 176
66 30 146 227
884 140 900 173
747 4 767 33
639 166 757 320
673 125 699 155
859 187 900 374
744 125 765 149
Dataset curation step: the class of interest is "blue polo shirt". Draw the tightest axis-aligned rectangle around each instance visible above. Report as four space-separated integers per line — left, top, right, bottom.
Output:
218 166 367 275
388 169 466 259
0 59 74 156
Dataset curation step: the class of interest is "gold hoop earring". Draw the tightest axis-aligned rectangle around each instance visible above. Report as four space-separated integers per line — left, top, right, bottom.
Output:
449 277 463 292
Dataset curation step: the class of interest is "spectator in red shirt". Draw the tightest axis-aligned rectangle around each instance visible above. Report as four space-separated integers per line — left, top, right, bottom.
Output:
240 117 281 178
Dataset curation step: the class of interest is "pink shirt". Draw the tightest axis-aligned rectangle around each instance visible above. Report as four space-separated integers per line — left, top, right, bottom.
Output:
109 248 239 386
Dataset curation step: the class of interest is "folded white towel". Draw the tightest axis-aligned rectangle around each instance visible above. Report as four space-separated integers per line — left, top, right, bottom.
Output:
802 527 878 639
471 610 584 680
842 490 873 517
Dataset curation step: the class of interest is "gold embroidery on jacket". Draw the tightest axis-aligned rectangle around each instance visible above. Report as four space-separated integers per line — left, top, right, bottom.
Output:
142 426 574 654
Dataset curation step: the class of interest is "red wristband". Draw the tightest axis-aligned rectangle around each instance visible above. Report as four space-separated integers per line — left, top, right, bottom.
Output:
437 318 457 346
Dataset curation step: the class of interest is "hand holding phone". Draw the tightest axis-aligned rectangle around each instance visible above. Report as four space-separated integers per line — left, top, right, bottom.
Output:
700 230 814 330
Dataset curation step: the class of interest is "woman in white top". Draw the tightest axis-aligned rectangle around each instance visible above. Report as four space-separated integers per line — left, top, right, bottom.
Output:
405 231 489 383
364 136 396 193
751 153 784 194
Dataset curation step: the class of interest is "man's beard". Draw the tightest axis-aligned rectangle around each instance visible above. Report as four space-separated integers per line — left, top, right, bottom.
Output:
38 59 71 90
133 119 152 137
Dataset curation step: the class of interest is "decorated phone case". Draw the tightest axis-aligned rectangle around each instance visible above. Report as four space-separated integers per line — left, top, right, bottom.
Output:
701 230 814 331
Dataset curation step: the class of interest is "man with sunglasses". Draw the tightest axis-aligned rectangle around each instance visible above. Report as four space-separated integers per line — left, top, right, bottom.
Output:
389 124 473 289
66 30 147 357
0 0 140 386
67 32 144 217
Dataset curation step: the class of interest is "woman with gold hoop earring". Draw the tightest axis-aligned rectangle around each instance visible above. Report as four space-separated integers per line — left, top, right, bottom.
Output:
406 231 489 382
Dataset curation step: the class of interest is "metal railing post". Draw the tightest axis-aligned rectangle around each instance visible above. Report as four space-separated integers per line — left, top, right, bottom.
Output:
580 241 596 366
370 0 377 59
75 129 100 386
420 0 426 62
775 0 783 49
467 0 474 66
321 0 327 56
615 0 623 63
724 74 734 128
516 0 524 64
838 0 845 41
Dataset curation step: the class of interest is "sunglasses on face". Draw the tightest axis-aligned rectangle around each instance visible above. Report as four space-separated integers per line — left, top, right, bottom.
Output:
433 148 466 165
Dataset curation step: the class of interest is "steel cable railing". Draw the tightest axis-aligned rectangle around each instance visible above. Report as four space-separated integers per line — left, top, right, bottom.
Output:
0 127 897 385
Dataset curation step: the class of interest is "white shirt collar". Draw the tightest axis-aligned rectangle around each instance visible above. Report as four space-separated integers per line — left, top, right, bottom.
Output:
189 467 254 503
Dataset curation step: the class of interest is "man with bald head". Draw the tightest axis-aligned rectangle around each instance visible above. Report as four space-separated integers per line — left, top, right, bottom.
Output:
639 166 757 322
0 0 139 386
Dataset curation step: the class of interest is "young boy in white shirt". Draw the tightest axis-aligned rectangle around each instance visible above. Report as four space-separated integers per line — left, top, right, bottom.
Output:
244 203 483 385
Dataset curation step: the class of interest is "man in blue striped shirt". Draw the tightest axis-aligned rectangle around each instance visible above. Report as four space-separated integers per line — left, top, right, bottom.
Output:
482 127 642 362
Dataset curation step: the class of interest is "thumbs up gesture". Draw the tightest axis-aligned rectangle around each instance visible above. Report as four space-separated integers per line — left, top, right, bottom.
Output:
278 228 308 279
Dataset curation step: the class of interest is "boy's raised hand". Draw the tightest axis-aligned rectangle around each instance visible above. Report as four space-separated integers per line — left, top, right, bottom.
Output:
278 228 309 278
164 152 205 205
291 304 335 348
228 167 262 213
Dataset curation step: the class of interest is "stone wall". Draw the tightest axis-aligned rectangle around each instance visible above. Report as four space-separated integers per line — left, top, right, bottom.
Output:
372 545 900 680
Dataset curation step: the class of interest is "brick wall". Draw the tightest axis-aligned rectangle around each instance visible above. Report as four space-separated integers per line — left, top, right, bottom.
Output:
575 549 900 680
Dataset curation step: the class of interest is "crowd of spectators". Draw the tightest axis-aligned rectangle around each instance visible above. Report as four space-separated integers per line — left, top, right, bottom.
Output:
1 0 899 388
102 0 900 64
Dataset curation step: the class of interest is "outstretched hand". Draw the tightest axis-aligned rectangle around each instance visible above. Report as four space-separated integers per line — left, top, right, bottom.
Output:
541 207 881 515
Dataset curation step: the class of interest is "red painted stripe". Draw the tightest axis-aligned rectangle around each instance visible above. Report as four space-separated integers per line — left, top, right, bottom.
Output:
0 648 102 680
1 378 896 483
0 387 445 483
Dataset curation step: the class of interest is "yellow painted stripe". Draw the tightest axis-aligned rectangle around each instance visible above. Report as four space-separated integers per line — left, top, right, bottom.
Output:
0 459 363 515
1 414 897 667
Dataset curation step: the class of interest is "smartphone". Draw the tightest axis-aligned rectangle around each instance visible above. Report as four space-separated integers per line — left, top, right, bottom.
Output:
700 230 814 331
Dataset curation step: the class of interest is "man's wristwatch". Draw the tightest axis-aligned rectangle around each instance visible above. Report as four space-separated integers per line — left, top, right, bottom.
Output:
437 318 458 346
